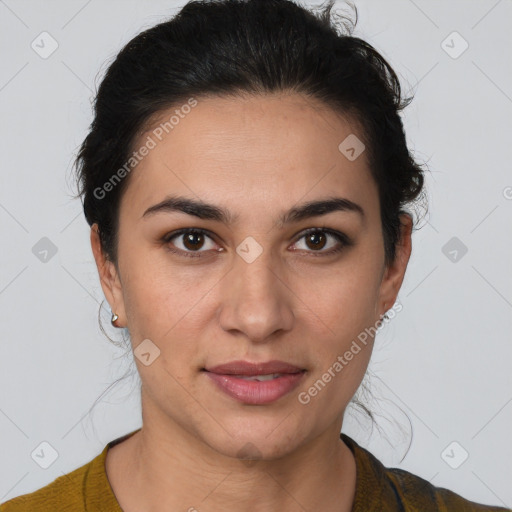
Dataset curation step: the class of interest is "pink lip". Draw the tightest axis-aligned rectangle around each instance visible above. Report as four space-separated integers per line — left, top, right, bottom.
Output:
205 360 304 376
203 360 306 405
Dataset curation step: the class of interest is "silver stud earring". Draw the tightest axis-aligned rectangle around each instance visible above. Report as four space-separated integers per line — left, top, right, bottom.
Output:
111 312 119 326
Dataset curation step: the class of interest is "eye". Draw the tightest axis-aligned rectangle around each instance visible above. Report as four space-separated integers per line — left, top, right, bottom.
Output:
291 228 351 255
162 228 220 258
162 227 351 259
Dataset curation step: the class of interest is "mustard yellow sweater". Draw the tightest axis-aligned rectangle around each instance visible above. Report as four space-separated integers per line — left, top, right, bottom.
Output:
1 429 509 511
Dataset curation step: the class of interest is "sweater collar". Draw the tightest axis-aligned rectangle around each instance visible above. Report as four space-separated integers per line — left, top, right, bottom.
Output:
340 432 400 511
84 429 140 511
85 428 395 511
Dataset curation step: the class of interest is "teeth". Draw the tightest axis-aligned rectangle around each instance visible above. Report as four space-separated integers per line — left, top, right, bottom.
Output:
236 373 282 381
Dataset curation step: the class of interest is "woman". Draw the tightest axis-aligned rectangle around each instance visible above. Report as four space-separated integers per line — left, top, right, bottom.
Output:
2 0 509 510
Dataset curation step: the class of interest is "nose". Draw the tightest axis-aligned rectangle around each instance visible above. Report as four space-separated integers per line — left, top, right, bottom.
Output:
217 248 295 344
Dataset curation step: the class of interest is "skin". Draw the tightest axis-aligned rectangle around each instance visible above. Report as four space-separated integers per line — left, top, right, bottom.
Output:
91 92 412 512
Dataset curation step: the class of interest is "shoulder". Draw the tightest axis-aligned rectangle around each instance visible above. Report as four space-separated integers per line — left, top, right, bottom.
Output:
0 445 111 512
1 429 140 511
385 465 510 512
341 433 511 512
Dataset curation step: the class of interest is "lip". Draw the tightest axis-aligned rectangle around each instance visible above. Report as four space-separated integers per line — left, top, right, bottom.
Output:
203 360 306 405
205 360 304 376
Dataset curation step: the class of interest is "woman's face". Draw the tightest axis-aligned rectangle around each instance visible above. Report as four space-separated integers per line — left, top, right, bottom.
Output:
92 92 411 460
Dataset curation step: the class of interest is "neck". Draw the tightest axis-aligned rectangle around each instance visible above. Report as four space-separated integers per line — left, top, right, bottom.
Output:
106 403 356 512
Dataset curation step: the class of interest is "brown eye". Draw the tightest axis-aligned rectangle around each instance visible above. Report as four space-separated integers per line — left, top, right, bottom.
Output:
292 228 350 255
305 231 327 250
163 228 218 257
182 231 206 251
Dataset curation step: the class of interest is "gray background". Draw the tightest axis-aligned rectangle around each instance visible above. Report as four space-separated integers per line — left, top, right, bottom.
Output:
0 0 511 507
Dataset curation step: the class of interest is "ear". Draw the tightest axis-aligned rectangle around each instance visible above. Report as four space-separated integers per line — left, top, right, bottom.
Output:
90 223 127 327
377 213 413 317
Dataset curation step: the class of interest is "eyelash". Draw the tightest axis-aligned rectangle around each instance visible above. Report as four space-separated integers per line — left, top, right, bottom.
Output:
161 227 352 259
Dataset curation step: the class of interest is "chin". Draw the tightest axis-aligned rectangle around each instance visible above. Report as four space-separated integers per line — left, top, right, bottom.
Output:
197 412 312 461
212 434 298 462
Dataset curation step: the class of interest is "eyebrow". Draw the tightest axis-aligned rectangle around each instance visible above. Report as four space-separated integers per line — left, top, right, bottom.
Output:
142 195 365 225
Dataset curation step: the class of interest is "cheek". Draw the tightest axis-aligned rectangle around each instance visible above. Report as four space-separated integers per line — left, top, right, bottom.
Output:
296 260 381 337
296 256 381 384
120 253 212 338
120 269 218 388
297 337 372 429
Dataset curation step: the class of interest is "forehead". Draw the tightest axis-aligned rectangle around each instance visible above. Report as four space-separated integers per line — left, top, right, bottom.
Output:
121 93 378 223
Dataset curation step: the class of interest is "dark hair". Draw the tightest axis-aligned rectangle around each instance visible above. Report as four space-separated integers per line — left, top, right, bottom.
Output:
76 0 426 452
74 0 427 269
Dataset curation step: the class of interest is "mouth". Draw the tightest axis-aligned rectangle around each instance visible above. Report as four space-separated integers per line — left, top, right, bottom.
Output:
201 360 307 404
203 359 306 376
217 373 299 381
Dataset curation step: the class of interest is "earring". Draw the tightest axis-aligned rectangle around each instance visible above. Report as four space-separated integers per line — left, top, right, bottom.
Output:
111 312 119 327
